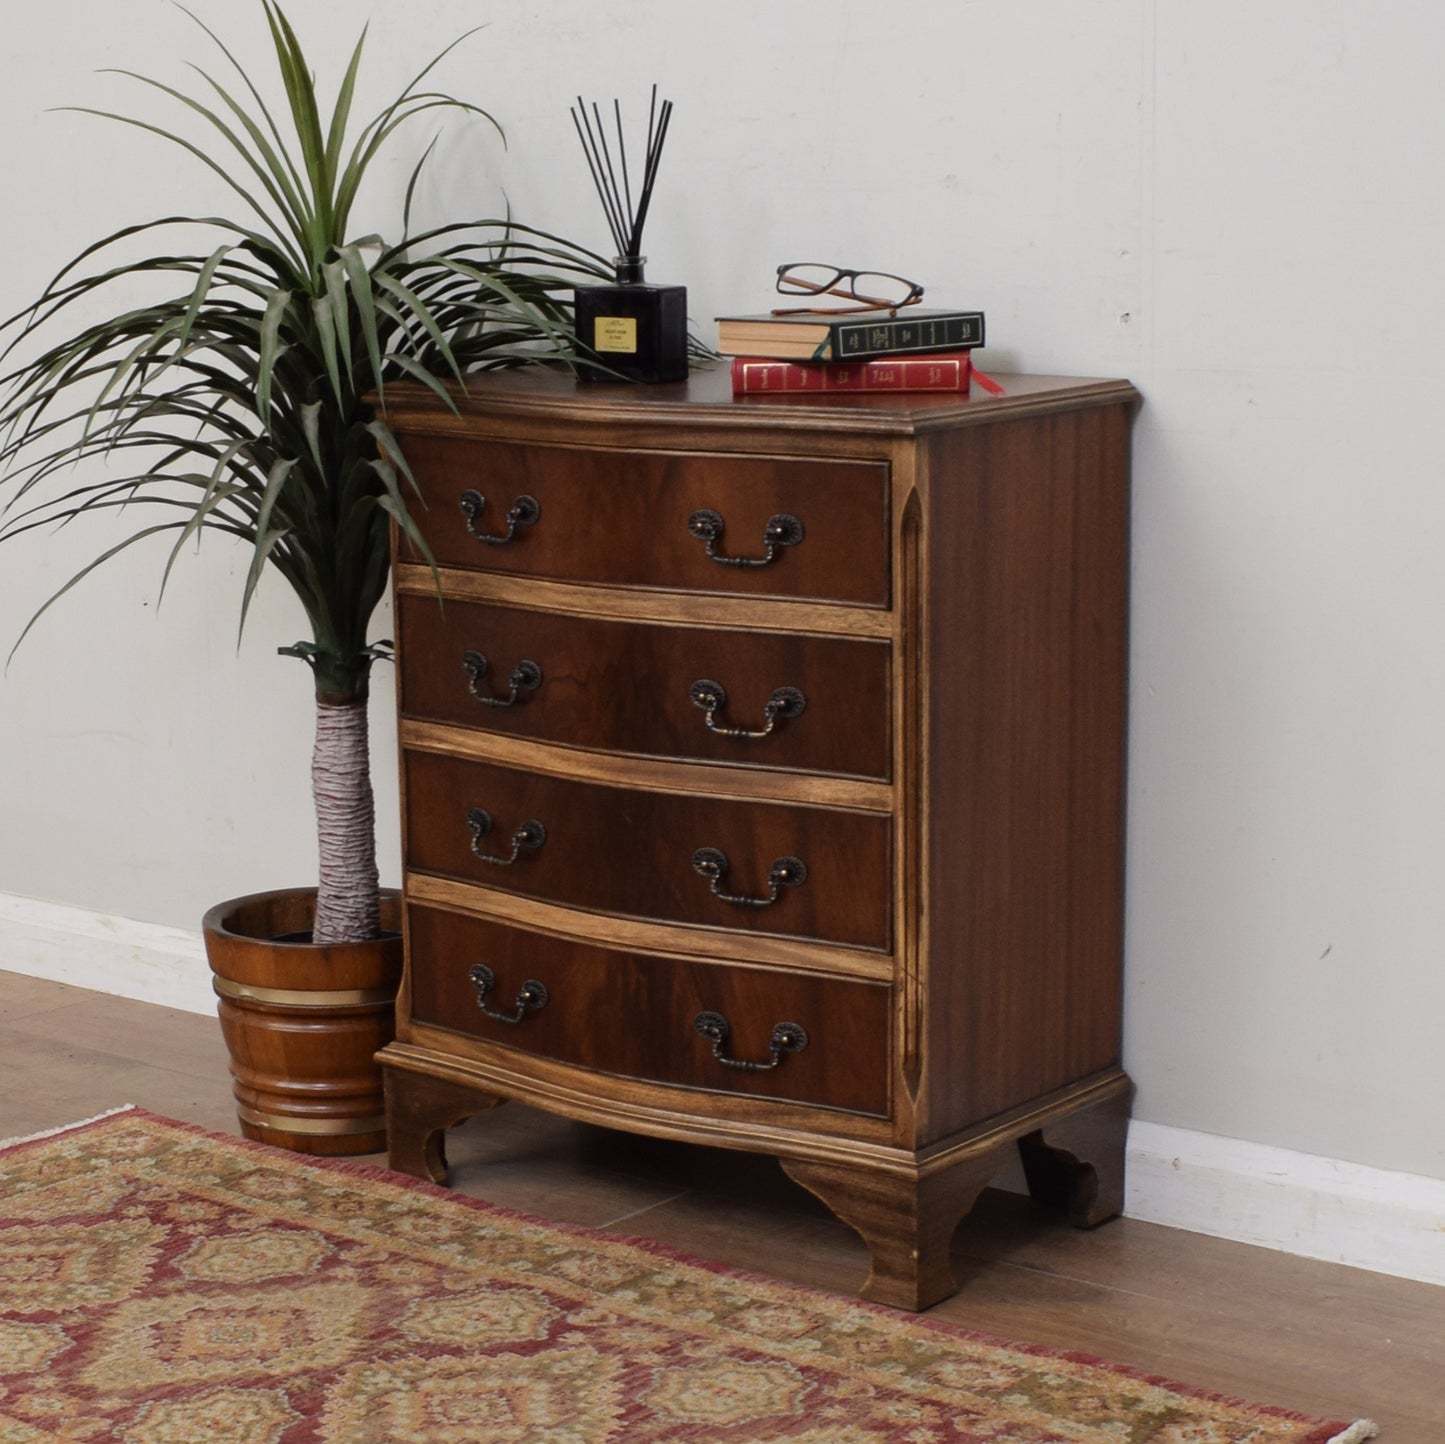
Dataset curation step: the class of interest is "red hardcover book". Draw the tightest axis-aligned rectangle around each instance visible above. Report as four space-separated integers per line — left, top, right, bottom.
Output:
732 351 1002 396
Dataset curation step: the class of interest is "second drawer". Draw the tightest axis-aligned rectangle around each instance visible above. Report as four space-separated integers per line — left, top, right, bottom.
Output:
397 593 892 780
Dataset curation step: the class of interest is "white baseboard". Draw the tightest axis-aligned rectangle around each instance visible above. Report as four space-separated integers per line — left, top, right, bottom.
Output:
0 892 214 1017
1125 1120 1445 1287
1 891 1443 1289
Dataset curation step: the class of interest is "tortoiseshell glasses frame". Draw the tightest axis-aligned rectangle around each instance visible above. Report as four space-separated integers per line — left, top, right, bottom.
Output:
772 263 925 315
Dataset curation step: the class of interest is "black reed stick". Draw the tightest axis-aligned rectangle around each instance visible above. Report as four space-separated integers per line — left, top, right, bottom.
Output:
628 98 671 258
614 99 633 232
571 87 674 264
571 102 626 256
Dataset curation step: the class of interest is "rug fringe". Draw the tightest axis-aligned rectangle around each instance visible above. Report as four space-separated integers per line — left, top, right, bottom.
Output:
0 1104 138 1150
1328 1422 1380 1443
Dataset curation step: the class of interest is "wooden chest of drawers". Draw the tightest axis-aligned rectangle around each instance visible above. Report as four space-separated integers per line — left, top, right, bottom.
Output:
379 366 1137 1310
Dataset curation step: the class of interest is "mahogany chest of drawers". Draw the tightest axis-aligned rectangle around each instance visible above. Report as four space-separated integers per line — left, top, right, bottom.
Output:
379 365 1137 1309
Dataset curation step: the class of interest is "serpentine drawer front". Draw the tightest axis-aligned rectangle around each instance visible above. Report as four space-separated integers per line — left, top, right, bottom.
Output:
399 432 891 605
382 366 1138 1313
403 748 892 951
406 904 891 1116
396 591 892 779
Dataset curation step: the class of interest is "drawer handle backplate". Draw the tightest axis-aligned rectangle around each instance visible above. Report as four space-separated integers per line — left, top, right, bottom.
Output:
469 964 549 1024
466 807 547 866
463 650 543 708
459 488 540 545
691 847 807 908
693 1010 809 1071
687 508 804 568
689 678 806 740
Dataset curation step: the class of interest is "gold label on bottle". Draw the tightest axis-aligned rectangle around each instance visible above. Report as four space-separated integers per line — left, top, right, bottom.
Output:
594 316 638 353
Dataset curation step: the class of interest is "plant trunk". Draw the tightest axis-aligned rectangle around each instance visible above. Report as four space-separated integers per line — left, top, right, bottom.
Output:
312 695 379 945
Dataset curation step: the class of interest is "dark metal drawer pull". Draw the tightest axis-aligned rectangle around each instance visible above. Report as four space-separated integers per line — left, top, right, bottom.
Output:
466 807 547 866
691 847 807 907
687 508 804 568
689 679 806 740
693 1010 809 1071
459 488 540 545
469 964 549 1024
462 650 543 708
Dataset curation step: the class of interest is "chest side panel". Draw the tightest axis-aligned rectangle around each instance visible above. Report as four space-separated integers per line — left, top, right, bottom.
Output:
917 401 1132 1138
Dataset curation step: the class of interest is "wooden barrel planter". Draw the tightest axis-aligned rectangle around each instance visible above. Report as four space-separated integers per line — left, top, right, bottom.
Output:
203 887 403 1156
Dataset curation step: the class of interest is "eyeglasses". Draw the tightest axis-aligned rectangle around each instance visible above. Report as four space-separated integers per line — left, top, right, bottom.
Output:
772 263 925 315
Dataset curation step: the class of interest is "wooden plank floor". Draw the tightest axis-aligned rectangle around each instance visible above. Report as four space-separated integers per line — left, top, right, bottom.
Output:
1 967 1438 1441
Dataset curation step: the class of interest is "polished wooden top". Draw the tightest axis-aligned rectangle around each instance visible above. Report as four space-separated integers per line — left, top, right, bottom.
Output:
376 363 1139 438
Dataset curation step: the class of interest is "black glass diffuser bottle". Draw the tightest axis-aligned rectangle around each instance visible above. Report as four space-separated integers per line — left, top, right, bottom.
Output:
571 90 689 383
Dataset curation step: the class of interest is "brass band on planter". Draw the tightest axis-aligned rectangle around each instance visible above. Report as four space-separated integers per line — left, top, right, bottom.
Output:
211 976 397 1008
237 1104 387 1137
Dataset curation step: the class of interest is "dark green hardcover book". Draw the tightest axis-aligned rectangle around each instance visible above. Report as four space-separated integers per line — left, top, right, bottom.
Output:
830 310 984 359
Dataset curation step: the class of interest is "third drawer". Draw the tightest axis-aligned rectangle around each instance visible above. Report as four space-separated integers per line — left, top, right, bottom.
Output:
404 749 892 951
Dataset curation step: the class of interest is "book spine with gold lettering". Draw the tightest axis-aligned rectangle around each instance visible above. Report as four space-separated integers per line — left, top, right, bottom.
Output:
829 310 984 358
732 351 975 395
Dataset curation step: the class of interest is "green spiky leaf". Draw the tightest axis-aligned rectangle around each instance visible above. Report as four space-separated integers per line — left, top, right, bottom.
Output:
1 2 614 702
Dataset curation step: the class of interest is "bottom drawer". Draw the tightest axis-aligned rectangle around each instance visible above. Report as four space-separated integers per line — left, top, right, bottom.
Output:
406 904 891 1117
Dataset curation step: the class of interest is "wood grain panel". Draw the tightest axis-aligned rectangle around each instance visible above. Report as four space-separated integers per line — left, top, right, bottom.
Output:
919 403 1131 1138
406 904 891 1115
380 365 1139 443
395 435 891 605
397 592 891 780
403 750 892 950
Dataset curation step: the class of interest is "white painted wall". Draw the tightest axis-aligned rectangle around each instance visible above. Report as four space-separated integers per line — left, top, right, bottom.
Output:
3 1 1443 1191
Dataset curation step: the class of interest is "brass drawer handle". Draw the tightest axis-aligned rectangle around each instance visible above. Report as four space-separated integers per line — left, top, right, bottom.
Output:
466 807 547 866
462 650 543 708
469 964 549 1024
689 679 805 740
691 847 807 908
693 1010 809 1071
459 488 540 545
687 508 804 568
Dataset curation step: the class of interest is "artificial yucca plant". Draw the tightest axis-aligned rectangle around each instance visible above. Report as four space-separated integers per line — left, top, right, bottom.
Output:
0 3 609 944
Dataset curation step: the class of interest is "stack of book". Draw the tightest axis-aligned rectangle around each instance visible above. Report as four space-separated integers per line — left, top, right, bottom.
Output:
715 307 1001 396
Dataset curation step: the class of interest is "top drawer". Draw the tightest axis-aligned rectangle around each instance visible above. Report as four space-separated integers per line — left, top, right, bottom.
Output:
397 434 891 607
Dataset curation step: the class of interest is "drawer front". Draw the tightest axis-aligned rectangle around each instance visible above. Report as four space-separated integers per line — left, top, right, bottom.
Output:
406 904 891 1115
405 751 891 951
397 593 892 780
398 434 890 606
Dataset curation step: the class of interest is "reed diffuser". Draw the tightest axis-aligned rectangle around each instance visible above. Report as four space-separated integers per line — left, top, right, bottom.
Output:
570 87 688 383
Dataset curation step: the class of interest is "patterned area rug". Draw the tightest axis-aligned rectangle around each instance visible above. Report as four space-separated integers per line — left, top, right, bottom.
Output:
1 1108 1378 1443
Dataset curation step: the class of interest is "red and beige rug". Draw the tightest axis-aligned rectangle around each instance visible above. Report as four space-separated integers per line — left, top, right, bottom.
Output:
1 1107 1378 1442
